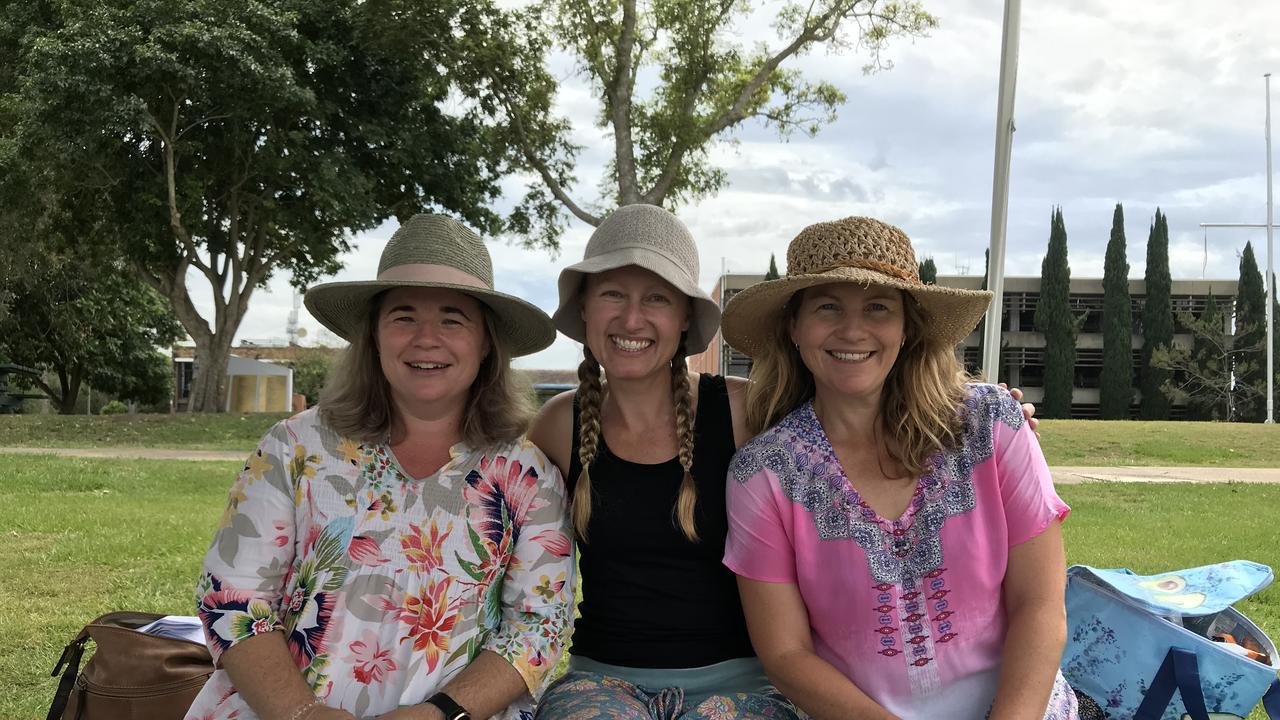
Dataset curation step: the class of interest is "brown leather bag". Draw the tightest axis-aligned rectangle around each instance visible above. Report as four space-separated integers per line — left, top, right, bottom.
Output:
47 611 214 720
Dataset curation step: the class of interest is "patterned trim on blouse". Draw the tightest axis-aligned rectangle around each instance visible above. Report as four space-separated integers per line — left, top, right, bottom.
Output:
730 384 1025 585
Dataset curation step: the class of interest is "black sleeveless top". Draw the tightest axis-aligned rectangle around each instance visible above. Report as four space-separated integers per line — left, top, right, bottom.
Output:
567 373 755 668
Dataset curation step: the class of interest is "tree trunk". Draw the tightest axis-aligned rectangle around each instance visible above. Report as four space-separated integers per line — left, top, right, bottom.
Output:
56 367 81 415
189 334 235 412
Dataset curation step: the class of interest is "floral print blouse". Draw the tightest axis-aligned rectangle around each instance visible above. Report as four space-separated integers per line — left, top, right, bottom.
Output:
185 408 575 720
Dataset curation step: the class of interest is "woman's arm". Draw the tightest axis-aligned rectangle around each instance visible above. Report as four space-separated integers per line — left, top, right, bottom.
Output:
988 520 1068 720
223 633 355 720
375 650 527 720
738 577 900 720
528 389 575 476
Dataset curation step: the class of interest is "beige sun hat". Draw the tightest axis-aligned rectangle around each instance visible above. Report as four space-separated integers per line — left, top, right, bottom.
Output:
552 204 721 353
721 217 993 356
304 214 555 356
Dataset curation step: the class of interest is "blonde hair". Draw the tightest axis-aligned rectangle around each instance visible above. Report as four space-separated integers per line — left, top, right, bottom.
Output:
319 292 533 448
573 335 699 542
744 288 969 476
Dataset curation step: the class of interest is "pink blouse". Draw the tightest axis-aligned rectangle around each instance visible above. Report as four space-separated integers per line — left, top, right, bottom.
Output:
724 384 1071 718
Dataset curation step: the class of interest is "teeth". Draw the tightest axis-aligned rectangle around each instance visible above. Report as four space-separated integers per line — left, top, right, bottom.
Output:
611 336 653 351
831 351 872 361
408 362 448 369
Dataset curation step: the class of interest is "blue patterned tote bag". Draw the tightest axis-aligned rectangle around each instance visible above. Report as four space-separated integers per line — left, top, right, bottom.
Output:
1062 561 1280 720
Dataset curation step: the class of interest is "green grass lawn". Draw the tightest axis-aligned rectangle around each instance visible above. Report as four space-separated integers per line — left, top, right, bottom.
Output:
0 412 287 451
1038 418 1280 467
5 413 1280 468
1 455 1277 719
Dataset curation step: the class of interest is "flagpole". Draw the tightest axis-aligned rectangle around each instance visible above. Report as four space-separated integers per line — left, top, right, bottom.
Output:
1265 73 1274 423
983 0 1021 382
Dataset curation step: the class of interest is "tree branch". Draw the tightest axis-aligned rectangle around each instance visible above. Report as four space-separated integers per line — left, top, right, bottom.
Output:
611 0 641 204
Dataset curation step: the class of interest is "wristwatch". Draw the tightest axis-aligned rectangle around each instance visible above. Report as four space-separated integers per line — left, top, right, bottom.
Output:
426 692 471 720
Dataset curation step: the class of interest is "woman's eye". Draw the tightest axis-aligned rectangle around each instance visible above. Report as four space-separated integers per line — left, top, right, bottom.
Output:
646 294 670 304
867 303 890 313
817 302 839 312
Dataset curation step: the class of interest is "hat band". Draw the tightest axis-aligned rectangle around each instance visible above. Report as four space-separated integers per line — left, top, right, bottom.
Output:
802 258 919 285
376 263 490 290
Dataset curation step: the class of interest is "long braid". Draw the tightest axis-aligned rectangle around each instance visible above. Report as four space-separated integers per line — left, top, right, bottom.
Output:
671 336 699 542
573 346 604 541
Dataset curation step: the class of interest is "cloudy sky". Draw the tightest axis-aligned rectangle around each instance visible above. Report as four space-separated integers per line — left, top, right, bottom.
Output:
208 0 1280 369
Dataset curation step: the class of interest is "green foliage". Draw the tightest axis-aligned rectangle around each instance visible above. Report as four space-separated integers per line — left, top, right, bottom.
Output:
0 239 182 414
1035 208 1077 418
99 400 129 416
764 253 781 281
0 412 286 450
522 0 937 220
285 349 336 407
1100 203 1132 419
1151 294 1266 421
1 0 571 411
1140 209 1173 419
918 256 937 285
1036 418 1280 467
1234 242 1267 422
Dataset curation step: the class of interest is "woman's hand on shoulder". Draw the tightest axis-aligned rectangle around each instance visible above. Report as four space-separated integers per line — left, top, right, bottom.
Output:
999 383 1039 438
529 389 575 477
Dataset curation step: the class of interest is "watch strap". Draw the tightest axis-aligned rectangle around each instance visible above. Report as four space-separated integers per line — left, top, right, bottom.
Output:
426 691 471 720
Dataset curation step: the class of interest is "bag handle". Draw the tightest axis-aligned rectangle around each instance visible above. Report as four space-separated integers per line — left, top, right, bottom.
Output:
1134 647 1210 720
1263 677 1280 720
46 635 89 720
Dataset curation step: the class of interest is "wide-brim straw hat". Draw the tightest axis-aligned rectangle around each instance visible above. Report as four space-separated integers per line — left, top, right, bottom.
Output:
305 214 555 357
553 204 721 353
722 217 993 356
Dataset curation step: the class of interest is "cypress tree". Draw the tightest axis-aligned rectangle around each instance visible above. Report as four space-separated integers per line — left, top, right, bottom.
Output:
918 256 937 284
1234 242 1267 421
1140 209 1173 419
1101 203 1133 418
973 248 988 376
764 253 781 281
1035 207 1076 418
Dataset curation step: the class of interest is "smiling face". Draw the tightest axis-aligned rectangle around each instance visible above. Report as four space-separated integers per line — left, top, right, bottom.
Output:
375 286 491 420
580 266 691 381
789 282 907 408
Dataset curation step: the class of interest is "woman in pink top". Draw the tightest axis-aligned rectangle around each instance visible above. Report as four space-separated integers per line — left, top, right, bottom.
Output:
718 217 1078 720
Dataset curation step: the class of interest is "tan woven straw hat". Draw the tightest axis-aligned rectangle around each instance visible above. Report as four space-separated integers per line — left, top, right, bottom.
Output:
552 204 721 353
304 214 555 356
721 217 993 356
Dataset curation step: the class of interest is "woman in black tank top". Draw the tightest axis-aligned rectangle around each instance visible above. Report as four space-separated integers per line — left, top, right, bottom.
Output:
528 205 802 719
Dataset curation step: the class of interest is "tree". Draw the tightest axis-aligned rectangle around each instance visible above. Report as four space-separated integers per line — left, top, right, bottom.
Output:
1140 209 1173 419
1035 208 1077 418
286 349 336 408
507 0 937 224
1151 294 1264 421
0 240 182 413
918 256 937 285
1 0 570 411
765 253 781 281
1100 203 1132 419
1233 242 1267 421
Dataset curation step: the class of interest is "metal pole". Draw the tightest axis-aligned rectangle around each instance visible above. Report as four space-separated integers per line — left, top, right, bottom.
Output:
983 0 1022 382
1266 73 1275 423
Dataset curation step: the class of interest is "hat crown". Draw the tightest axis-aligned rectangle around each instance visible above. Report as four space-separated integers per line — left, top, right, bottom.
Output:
377 214 493 288
585 204 700 280
786 217 919 283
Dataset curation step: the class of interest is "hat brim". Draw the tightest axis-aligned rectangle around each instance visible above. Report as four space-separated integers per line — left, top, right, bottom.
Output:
304 280 556 357
552 249 722 353
721 267 993 358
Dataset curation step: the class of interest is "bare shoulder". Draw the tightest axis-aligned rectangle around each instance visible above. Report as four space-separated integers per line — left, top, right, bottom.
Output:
723 375 753 448
529 389 576 477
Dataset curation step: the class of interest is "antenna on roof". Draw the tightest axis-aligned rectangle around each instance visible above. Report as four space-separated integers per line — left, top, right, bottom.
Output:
287 292 301 345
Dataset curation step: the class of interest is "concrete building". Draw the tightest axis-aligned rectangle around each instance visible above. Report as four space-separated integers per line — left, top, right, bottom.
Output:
688 272 1238 419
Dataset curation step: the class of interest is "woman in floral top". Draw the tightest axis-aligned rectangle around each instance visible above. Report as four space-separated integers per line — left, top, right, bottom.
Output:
719 217 1078 720
186 215 574 720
